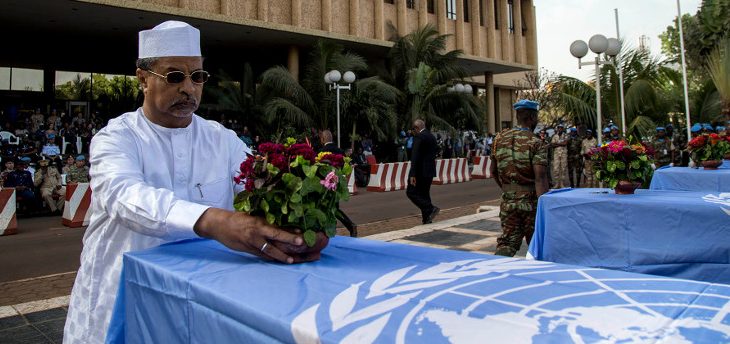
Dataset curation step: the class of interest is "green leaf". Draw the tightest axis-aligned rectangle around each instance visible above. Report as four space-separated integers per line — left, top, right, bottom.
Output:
282 173 303 192
266 163 280 175
324 222 337 238
265 212 275 225
607 161 616 173
615 161 626 170
290 193 302 203
287 212 300 223
303 230 316 247
290 202 304 217
307 208 327 226
281 201 288 214
303 164 318 178
260 199 269 213
630 160 640 169
301 176 324 196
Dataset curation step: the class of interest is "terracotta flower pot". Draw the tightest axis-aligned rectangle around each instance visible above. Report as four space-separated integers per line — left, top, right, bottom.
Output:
614 180 641 195
273 230 330 263
702 160 723 170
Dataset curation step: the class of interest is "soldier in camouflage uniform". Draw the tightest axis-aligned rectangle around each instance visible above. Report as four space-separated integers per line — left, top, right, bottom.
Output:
668 124 688 166
67 155 90 183
581 130 598 187
566 127 583 188
651 127 674 168
489 100 549 257
550 124 568 188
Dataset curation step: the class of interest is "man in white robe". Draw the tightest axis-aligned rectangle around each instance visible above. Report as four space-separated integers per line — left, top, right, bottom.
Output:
63 21 306 344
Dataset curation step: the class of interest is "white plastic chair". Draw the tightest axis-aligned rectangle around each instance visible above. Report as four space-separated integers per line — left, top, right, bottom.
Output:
0 131 20 145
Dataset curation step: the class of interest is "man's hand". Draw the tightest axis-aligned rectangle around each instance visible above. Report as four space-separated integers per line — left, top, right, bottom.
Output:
194 208 305 264
409 176 417 186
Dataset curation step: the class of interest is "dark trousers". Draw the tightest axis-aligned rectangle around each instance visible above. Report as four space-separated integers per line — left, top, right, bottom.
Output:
406 176 434 221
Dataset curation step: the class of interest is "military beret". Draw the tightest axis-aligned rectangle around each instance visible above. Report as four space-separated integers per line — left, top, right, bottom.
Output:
610 125 619 130
665 124 673 128
702 123 714 131
716 126 726 131
513 99 539 111
656 127 665 131
569 127 577 132
76 155 86 161
557 123 565 128
586 129 593 133
603 128 611 133
691 123 702 132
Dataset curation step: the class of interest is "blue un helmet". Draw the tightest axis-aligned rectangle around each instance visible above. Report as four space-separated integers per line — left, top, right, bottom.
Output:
691 123 702 133
603 127 611 134
513 99 540 111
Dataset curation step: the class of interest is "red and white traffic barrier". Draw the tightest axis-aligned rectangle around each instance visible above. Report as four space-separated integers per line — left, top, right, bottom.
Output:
471 156 492 179
366 162 411 192
347 172 357 195
0 188 18 236
63 183 92 228
432 158 471 185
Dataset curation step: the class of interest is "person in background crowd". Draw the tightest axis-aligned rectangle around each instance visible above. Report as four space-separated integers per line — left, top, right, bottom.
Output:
652 127 674 168
567 127 583 188
34 158 65 215
669 124 688 166
396 130 408 162
41 135 61 157
31 109 45 132
361 134 373 156
62 155 75 174
1 159 14 183
490 100 549 257
4 158 36 210
407 119 439 225
609 125 621 142
65 21 307 343
581 129 598 188
318 130 357 236
550 124 568 189
406 130 414 160
47 110 59 131
602 127 611 143
66 155 90 184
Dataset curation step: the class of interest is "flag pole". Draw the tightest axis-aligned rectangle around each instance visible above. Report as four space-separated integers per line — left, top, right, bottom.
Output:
676 0 692 141
614 9 627 135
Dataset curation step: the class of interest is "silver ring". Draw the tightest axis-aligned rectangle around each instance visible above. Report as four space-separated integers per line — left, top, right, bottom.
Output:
260 242 269 252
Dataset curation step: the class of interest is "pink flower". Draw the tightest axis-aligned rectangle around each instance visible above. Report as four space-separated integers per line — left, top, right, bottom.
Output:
607 140 626 153
320 171 339 191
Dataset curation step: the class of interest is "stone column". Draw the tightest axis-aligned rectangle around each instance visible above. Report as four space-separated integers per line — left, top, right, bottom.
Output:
500 0 510 61
350 0 359 35
397 0 408 37
374 0 384 39
288 46 300 82
471 0 481 56
178 0 188 9
486 0 496 58
220 0 229 15
524 1 538 66
455 0 464 50
418 0 428 29
485 72 496 133
437 0 447 35
322 0 332 32
513 0 523 63
258 0 268 21
292 0 301 27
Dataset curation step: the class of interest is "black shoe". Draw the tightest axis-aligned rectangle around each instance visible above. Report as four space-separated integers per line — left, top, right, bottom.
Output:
425 206 440 224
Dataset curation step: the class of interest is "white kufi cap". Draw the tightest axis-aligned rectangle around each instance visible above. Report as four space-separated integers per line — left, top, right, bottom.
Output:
138 21 201 58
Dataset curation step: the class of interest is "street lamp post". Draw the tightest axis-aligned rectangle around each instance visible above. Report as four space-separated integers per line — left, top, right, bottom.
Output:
324 70 356 148
570 34 621 146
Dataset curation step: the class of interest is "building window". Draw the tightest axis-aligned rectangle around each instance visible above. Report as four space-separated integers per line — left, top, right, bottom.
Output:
464 0 470 22
508 0 514 33
0 68 10 91
407 0 415 8
55 71 92 100
446 0 456 20
494 0 500 28
428 0 435 13
384 0 394 4
10 68 44 92
479 0 485 26
521 1 527 35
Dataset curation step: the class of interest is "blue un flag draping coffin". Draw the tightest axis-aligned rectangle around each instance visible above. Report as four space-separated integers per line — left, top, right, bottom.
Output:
110 237 730 343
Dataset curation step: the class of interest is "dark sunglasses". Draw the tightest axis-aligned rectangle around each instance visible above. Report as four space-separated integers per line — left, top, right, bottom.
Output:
144 69 210 84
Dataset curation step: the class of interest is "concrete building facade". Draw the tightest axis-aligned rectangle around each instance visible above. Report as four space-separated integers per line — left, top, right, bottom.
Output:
0 0 537 132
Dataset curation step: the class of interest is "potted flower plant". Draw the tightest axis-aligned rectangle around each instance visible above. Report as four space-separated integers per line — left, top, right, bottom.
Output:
233 138 352 259
687 134 730 169
588 139 654 194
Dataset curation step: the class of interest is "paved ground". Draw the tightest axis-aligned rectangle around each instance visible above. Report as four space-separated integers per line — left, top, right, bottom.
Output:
0 204 522 343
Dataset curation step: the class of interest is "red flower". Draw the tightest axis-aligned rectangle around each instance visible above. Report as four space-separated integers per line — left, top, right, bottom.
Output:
319 153 345 168
288 143 316 163
239 157 255 178
244 178 255 191
269 152 289 171
258 142 285 155
688 135 706 149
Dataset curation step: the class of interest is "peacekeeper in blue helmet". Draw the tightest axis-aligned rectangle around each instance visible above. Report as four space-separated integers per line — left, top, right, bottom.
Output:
651 127 674 168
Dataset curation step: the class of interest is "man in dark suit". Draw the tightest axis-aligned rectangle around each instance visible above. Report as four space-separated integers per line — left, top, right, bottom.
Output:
318 129 357 236
407 119 439 224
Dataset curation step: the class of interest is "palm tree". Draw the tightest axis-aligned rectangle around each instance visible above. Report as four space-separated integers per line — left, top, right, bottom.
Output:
382 25 482 131
204 63 266 133
706 37 730 121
